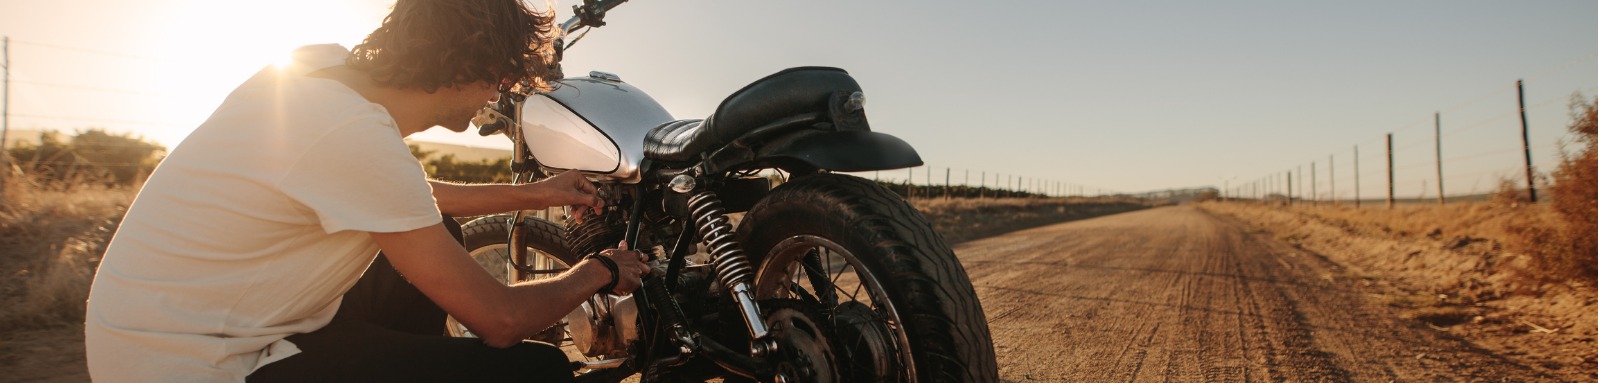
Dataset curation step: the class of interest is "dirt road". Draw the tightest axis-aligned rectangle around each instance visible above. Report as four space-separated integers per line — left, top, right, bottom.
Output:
961 205 1562 382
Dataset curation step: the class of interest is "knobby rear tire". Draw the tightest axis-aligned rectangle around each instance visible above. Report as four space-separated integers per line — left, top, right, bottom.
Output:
738 173 999 383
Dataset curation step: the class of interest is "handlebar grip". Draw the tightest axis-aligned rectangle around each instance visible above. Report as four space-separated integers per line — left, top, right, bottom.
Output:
477 120 507 137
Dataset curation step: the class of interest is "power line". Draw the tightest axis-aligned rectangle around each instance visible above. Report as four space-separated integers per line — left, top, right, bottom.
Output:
10 79 174 97
8 39 163 62
10 113 181 127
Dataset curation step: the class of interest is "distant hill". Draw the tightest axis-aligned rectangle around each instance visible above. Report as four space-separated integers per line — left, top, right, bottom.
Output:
404 139 513 163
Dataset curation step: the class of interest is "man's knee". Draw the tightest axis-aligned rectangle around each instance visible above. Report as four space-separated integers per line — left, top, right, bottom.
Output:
467 341 574 382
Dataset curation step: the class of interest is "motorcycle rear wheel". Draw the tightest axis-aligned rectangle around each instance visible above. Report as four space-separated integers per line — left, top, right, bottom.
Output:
738 174 998 383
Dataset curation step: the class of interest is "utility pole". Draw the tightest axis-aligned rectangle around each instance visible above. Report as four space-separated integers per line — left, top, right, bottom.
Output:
1286 170 1293 206
1517 80 1538 203
1435 112 1444 205
1311 161 1317 204
1329 155 1335 205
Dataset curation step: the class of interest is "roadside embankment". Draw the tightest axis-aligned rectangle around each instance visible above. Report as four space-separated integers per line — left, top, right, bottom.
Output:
1199 201 1597 380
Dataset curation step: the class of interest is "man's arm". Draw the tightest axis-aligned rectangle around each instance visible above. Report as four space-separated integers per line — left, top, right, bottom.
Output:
370 223 647 348
430 170 602 217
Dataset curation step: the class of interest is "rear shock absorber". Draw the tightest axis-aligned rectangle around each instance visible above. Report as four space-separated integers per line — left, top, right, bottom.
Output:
684 182 777 356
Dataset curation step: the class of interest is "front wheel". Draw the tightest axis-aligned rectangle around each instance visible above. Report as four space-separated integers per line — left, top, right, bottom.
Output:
738 174 998 383
449 215 579 346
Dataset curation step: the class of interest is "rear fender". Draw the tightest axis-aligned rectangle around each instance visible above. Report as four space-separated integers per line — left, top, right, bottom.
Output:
755 130 922 173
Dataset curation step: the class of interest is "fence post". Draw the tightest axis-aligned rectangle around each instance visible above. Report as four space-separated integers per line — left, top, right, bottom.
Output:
1435 112 1444 204
1311 162 1317 204
1386 133 1395 209
1354 146 1361 208
1286 171 1293 206
908 167 914 199
1517 79 1538 203
1328 155 1334 205
944 167 950 199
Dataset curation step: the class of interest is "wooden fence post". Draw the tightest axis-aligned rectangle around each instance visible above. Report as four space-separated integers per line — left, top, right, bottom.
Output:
1517 79 1538 203
1386 133 1395 209
1354 146 1361 208
1435 112 1445 204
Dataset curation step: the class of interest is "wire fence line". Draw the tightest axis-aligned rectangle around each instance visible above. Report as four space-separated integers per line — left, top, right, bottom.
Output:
1226 76 1596 206
844 165 1125 200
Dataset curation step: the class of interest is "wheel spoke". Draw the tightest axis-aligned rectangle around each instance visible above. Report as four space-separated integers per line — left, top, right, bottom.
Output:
758 234 918 382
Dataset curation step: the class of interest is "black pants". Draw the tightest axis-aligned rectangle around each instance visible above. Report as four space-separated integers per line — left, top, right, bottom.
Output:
248 217 575 382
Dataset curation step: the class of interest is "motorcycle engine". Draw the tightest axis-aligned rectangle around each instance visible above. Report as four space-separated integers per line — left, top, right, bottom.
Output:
565 294 640 357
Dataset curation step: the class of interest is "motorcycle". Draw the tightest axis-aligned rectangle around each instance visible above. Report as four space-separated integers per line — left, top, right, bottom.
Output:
458 1 997 381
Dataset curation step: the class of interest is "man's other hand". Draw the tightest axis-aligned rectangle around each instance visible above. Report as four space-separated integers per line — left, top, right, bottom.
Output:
597 241 650 295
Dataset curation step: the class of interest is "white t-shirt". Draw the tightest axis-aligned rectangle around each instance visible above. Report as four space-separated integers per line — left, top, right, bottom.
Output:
84 44 443 383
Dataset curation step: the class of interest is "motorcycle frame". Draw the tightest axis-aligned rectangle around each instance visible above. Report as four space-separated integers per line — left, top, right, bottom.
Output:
482 1 930 379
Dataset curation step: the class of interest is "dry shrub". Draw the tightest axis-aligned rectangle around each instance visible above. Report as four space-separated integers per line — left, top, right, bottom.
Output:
1546 99 1597 280
0 173 134 331
1499 98 1597 286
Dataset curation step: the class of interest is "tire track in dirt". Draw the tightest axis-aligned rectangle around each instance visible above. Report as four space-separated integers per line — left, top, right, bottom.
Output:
958 205 1560 382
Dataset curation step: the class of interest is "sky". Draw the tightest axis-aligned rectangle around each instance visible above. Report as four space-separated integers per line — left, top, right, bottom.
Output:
0 0 1594 197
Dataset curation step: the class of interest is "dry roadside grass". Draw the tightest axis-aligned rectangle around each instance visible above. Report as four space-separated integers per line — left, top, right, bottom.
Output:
0 177 132 382
1199 200 1598 379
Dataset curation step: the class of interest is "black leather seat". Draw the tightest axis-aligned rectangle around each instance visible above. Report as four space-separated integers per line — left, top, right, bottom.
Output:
645 67 861 162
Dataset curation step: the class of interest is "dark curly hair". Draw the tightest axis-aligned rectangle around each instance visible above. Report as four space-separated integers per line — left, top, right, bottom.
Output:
348 0 562 93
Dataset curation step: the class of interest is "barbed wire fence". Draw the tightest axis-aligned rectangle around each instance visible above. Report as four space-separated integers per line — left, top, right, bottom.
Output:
0 36 188 193
1225 52 1598 207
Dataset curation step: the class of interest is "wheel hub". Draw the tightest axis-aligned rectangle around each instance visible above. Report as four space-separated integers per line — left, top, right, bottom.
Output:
764 302 839 383
831 301 895 381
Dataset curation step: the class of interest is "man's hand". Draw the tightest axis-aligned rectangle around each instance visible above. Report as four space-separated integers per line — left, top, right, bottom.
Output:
532 171 603 224
595 241 650 295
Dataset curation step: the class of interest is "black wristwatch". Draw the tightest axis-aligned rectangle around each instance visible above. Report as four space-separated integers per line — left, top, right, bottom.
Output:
585 254 619 295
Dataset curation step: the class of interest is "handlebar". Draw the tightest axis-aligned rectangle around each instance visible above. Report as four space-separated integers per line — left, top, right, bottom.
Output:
562 0 628 36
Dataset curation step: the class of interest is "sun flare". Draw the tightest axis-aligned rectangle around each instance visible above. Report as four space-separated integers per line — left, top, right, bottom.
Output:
145 0 390 146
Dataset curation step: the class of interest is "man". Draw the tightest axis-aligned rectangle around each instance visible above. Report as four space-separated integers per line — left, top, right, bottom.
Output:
83 1 646 381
